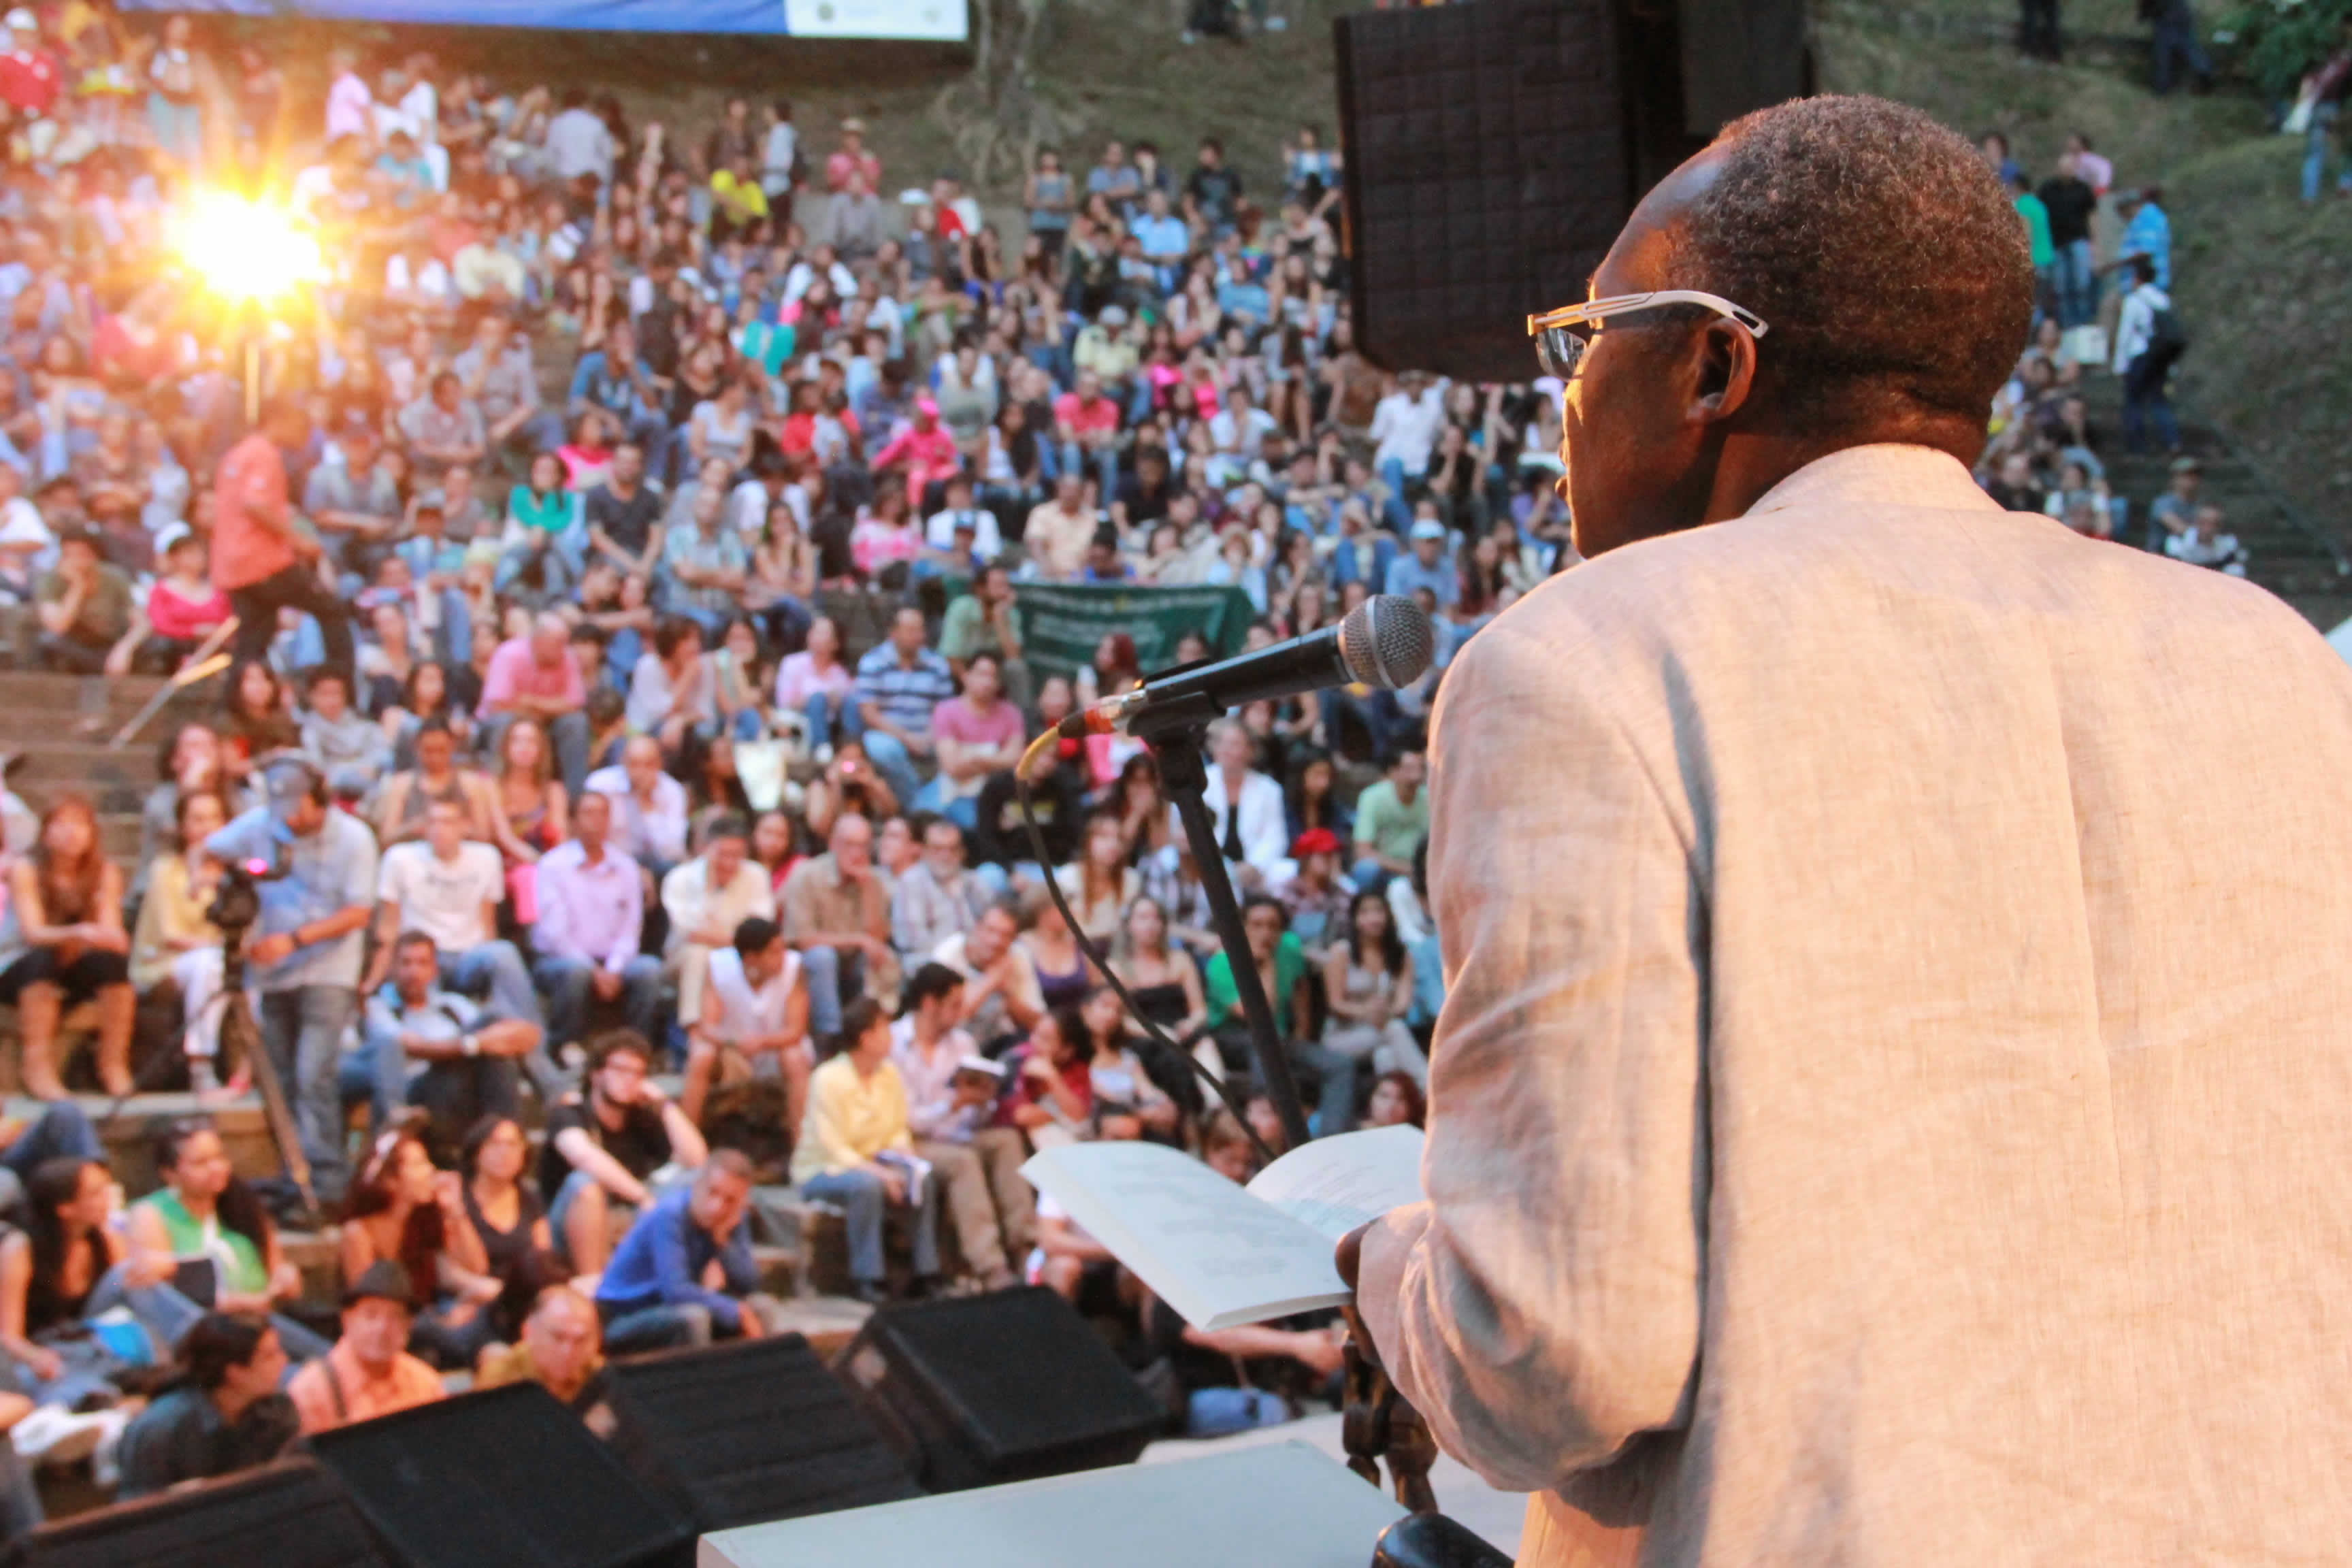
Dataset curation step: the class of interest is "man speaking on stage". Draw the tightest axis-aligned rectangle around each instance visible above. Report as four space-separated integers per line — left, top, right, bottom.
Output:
1344 95 2352 1565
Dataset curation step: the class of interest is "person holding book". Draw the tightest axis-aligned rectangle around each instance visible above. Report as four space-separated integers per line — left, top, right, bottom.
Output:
790 997 941 1304
890 962 1028 1291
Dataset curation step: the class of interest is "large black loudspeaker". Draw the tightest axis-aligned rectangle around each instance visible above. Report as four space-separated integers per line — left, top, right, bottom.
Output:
836 1286 1168 1492
604 1332 920 1532
5 1459 390 1568
307 1382 691 1568
1335 0 1811 385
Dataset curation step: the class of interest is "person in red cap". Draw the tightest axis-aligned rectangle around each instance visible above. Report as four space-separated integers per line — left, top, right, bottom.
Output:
1276 827 1353 961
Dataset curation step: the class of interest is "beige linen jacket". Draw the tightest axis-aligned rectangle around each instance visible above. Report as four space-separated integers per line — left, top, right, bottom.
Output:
1359 444 2352 1567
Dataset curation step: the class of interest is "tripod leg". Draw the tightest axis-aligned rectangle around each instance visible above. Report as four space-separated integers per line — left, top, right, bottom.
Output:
223 990 321 1227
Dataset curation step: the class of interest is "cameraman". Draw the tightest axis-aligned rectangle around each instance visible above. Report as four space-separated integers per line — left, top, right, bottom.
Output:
207 757 378 1205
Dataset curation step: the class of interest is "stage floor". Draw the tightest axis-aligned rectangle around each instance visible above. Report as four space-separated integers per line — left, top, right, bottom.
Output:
1139 1409 1528 1558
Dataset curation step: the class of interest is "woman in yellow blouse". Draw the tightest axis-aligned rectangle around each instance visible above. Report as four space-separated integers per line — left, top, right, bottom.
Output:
789 997 941 1303
129 789 236 1093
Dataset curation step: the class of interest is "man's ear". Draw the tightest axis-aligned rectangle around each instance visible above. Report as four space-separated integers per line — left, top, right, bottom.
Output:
1689 319 1759 426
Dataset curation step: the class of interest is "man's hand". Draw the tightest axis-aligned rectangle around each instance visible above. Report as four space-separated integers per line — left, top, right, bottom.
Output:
249 932 297 967
637 1077 670 1109
1292 1326 1348 1379
1336 1220 1371 1292
590 968 624 1002
875 1164 908 1204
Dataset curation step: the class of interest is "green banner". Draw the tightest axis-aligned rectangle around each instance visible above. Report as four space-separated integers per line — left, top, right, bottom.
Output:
1010 583 1258 680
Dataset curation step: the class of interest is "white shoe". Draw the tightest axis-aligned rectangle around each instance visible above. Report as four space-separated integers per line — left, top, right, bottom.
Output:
13 1405 111 1468
814 742 835 766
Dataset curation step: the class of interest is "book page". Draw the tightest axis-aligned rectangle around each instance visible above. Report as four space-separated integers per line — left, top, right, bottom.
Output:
1022 1141 1352 1330
1246 1124 1426 1243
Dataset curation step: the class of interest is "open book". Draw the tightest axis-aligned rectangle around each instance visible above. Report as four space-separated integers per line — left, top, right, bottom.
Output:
1020 1125 1425 1331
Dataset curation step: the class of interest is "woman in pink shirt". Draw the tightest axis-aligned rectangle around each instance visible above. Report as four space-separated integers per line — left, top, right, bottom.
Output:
849 485 921 586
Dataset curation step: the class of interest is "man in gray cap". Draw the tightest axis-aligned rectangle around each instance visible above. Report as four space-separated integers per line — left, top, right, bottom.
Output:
287 1259 445 1434
207 756 378 1204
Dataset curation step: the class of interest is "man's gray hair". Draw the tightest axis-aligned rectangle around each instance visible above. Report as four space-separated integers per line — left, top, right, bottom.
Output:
1668 95 2033 426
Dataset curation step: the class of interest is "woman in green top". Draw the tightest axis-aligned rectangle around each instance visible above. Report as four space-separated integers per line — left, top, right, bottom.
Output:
122 1121 329 1358
506 450 573 539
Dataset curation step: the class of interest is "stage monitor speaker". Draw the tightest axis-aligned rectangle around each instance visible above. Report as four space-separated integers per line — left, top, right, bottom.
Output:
836 1286 1168 1492
307 1382 692 1568
5 1458 390 1568
604 1331 919 1533
1334 0 1812 385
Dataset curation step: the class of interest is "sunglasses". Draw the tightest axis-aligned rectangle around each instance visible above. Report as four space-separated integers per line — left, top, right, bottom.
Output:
1526 290 1769 382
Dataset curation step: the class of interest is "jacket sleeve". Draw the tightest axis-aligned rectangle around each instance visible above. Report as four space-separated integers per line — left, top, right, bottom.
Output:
1356 617 1707 1497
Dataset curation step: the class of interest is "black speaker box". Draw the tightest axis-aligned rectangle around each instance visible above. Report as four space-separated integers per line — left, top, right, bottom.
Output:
836 1287 1167 1492
4 1459 389 1568
604 1332 919 1533
307 1382 691 1568
1335 0 1811 384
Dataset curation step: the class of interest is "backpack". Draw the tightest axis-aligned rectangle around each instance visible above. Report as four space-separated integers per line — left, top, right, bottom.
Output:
2144 304 2188 372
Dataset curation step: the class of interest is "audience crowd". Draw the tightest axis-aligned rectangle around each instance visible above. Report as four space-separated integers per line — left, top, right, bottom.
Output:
0 4 2268 1539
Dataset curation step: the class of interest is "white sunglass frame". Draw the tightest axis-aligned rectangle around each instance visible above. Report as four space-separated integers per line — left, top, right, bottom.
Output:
1526 289 1770 381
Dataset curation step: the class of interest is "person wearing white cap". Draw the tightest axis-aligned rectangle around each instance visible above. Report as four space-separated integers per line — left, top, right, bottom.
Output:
1384 514 1458 610
138 524 229 674
0 11 60 122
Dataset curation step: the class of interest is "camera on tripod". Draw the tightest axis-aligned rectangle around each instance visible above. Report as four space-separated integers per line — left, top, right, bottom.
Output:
206 858 274 938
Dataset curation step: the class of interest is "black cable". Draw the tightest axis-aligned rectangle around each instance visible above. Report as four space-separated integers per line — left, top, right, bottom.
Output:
1011 730 1279 1167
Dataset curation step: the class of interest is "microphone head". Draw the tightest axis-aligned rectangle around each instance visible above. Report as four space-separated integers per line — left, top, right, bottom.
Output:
1339 595 1436 691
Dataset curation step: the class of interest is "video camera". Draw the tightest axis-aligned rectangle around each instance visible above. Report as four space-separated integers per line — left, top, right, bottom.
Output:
206 856 283 936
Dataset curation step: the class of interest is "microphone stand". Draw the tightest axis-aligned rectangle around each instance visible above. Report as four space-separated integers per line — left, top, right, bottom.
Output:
1131 697 1311 1151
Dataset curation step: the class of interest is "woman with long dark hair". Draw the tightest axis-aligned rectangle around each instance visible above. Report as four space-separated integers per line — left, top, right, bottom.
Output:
1053 811 1138 947
0 797 133 1098
124 1120 329 1358
1068 986 1181 1143
1320 889 1428 1101
340 1124 497 1370
220 658 299 783
0 1158 201 1405
1283 747 1354 847
459 1116 556 1343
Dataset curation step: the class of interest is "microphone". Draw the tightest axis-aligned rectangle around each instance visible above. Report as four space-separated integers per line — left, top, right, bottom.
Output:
1058 594 1435 740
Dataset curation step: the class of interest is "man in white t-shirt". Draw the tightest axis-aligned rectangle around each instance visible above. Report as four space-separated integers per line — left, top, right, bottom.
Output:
0 459 52 602
361 798 558 1099
685 915 810 1133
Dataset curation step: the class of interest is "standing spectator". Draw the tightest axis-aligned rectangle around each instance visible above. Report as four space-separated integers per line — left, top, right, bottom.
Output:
2007 172 2054 321
851 604 956 810
206 759 377 1203
892 962 1028 1289
286 1262 446 1435
1182 137 1243 234
1054 370 1123 502
2036 152 2097 332
792 998 941 1304
683 915 809 1130
0 796 133 1100
2149 0 2213 95
893 815 992 957
2019 0 2060 61
215 399 353 692
2112 256 2182 455
594 1149 777 1352
1384 519 1458 612
825 116 881 193
545 88 615 190
114 1313 298 1500
662 813 777 1038
538 1030 708 1274
2116 186 2172 291
532 789 666 1050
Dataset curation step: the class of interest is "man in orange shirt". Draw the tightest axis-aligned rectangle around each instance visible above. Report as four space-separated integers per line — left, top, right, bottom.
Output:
214 397 354 690
286 1261 446 1435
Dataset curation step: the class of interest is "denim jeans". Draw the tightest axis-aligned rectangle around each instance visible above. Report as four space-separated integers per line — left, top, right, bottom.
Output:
342 1023 521 1136
441 941 564 1102
1376 458 1418 535
798 943 865 1037
533 953 666 1049
2122 351 2181 453
801 1165 940 1283
1057 440 1121 504
259 984 357 1203
2304 101 2346 203
800 691 851 751
599 1300 717 1356
0 1102 100 1225
2051 239 2097 329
